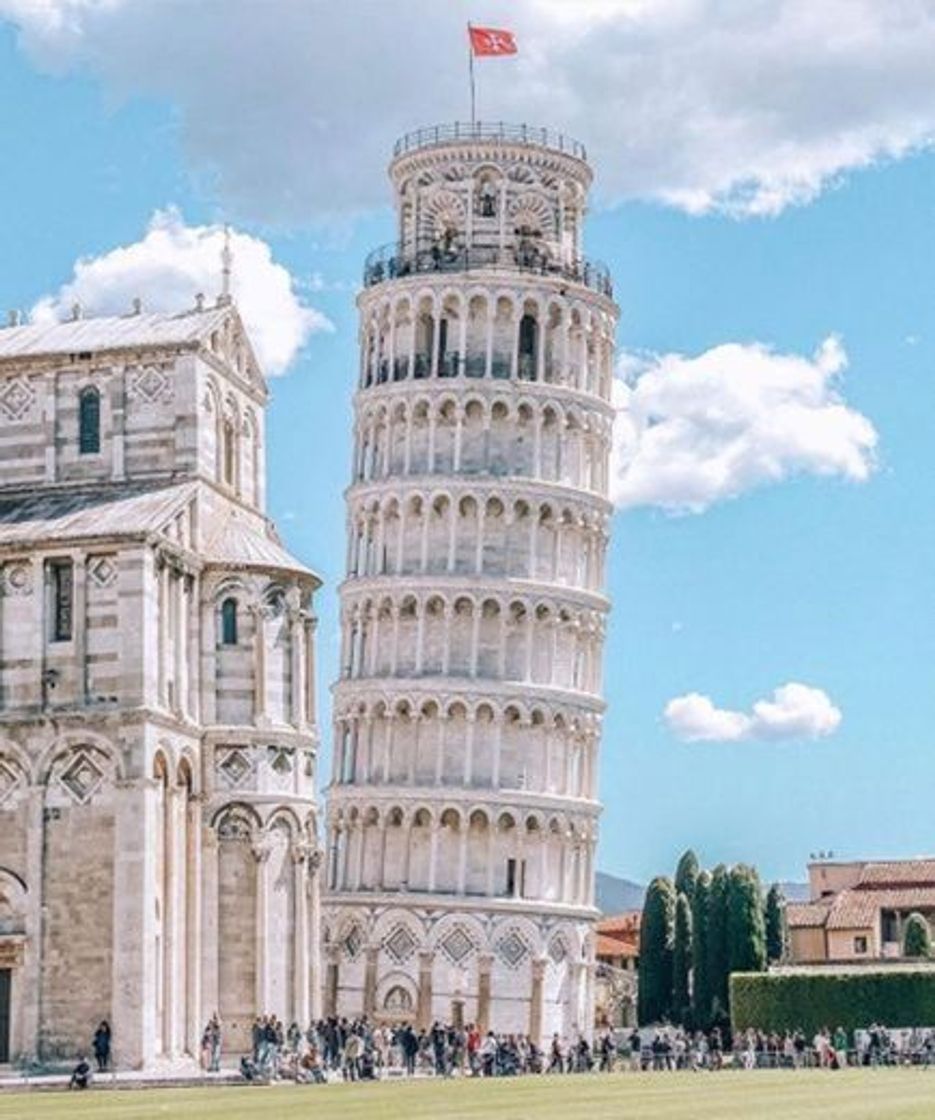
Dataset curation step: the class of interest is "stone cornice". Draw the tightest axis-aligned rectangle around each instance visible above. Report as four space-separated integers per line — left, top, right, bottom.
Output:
325 783 602 818
344 473 614 516
352 375 616 422
323 888 599 923
339 572 609 613
330 674 606 715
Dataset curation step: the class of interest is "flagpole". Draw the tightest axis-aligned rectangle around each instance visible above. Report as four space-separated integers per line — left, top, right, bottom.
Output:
468 23 476 125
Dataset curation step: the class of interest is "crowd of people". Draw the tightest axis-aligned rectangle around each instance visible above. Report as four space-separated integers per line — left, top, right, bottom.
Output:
633 1024 935 1071
220 1014 613 1082
65 1014 935 1089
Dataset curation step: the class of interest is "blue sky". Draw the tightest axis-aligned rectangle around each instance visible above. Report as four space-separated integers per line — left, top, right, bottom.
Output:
3 6 935 885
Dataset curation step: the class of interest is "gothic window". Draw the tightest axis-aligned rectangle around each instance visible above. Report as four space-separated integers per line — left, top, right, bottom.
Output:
78 386 100 454
48 559 73 642
220 597 238 645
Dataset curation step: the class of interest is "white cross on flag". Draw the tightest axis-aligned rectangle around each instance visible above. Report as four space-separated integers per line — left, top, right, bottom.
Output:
469 25 518 56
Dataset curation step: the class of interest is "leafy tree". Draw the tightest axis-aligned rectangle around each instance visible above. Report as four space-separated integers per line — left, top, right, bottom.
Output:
672 891 693 1024
692 870 713 1027
707 864 731 1018
728 864 767 974
675 849 700 904
765 883 787 964
638 876 676 1024
904 912 931 959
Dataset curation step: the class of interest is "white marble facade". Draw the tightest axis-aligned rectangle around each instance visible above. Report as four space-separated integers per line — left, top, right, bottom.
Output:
0 301 321 1068
325 124 618 1042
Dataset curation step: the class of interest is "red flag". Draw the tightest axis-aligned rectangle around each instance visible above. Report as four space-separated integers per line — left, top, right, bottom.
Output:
469 25 518 57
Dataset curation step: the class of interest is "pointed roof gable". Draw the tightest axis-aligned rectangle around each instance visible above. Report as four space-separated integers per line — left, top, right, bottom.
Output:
0 303 266 392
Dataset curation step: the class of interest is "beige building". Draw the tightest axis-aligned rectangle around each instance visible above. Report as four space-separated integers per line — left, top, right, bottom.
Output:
0 296 322 1069
324 122 617 1040
788 858 935 963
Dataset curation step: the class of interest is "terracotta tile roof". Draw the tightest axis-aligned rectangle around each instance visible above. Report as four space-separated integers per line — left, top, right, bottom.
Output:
597 911 641 938
596 934 638 959
857 860 935 888
826 887 935 931
787 901 831 929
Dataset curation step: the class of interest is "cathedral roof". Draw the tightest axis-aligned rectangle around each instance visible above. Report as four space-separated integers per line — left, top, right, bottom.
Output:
0 306 231 361
204 509 320 584
0 482 199 546
0 485 318 583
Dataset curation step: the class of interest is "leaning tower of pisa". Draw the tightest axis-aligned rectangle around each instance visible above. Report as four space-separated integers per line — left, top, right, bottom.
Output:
324 123 617 1042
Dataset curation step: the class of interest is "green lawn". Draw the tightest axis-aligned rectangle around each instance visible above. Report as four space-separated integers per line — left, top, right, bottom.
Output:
2 1070 935 1120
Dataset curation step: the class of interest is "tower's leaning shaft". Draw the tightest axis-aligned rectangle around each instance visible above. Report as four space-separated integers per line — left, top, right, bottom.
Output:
325 122 617 1040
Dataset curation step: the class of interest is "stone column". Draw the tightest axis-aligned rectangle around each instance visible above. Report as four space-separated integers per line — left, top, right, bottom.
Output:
476 954 493 1034
252 606 267 726
252 840 271 1013
163 783 181 1056
324 946 339 1018
416 950 434 1030
293 847 310 1026
111 776 157 1070
309 851 323 1021
363 945 379 1017
200 825 220 1029
186 794 203 1056
529 957 547 1045
290 609 306 729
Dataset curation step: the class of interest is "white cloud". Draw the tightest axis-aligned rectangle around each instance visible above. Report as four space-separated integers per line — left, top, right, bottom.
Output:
611 335 877 513
664 682 842 743
31 209 332 375
2 1 935 220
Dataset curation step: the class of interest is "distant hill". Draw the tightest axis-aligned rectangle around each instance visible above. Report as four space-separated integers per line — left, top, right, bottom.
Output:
595 871 645 914
595 872 809 914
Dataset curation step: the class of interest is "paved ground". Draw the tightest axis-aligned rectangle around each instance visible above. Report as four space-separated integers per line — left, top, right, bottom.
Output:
1 1069 935 1119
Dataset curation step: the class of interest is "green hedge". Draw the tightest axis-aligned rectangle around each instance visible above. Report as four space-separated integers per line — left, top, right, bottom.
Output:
731 970 935 1036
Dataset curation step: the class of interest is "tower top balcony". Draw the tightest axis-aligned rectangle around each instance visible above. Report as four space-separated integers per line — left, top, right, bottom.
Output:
392 122 588 164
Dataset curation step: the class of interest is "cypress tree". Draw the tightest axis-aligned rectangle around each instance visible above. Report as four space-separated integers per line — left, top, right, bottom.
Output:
638 876 676 1024
675 849 700 904
692 870 712 1027
672 891 693 1025
707 864 731 1020
765 882 787 964
904 912 931 958
728 864 767 974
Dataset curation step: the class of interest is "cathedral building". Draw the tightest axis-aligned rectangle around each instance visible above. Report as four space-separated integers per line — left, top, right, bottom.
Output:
324 123 617 1040
0 292 322 1068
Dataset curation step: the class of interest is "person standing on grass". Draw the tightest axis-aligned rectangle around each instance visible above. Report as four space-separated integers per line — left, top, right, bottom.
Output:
92 1020 111 1072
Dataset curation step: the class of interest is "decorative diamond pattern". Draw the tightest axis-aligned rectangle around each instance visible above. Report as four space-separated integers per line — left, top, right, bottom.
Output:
0 759 22 807
60 752 104 805
0 377 35 421
269 748 293 776
88 556 118 588
548 937 568 965
342 925 363 960
218 749 251 789
496 929 530 969
129 365 172 404
440 925 475 965
383 924 418 964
